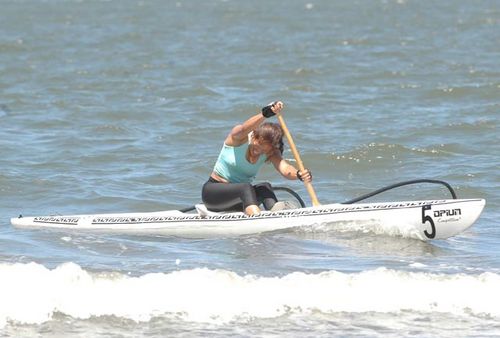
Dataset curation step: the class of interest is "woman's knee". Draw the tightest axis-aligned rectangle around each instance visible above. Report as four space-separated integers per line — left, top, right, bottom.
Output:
254 182 272 190
239 183 258 208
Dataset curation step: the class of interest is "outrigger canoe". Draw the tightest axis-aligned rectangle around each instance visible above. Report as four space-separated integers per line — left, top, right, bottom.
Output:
11 111 486 240
11 197 485 241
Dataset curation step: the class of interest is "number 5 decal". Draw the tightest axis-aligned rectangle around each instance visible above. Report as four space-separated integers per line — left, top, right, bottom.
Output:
422 205 436 239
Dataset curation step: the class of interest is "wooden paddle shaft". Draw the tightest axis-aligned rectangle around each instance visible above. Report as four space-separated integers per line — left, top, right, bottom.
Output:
276 113 320 206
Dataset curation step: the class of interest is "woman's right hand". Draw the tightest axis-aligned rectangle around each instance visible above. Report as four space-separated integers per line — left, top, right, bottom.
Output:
271 101 283 114
262 101 284 118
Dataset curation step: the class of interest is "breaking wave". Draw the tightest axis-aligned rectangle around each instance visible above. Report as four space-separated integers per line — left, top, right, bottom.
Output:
1 262 499 327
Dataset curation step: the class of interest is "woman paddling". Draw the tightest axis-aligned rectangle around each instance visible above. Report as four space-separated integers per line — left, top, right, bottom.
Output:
202 101 312 216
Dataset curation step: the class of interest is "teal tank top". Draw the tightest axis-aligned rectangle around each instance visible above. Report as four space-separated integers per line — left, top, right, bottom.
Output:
213 142 266 183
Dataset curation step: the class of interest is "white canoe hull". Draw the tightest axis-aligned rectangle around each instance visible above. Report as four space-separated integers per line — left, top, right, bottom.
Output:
11 199 485 240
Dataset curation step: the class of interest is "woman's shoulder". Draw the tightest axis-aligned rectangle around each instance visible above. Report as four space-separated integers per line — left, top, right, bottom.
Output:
225 127 250 147
267 151 283 166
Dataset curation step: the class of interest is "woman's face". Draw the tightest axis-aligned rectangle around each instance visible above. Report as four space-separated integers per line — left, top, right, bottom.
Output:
251 137 274 157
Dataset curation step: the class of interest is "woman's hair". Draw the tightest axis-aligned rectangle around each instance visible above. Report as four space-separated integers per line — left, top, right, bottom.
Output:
253 122 284 160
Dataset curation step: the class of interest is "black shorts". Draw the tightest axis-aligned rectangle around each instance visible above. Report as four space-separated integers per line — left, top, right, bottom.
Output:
201 177 277 212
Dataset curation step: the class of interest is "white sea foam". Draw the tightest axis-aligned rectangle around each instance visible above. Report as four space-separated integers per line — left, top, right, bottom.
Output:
0 262 499 327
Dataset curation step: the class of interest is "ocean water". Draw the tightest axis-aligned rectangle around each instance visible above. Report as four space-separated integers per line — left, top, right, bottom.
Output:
1 0 499 336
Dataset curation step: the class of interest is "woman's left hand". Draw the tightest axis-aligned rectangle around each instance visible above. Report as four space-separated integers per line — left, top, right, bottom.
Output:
297 168 312 182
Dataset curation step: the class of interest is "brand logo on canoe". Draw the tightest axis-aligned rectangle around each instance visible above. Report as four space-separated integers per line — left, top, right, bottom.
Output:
422 206 464 239
433 209 461 217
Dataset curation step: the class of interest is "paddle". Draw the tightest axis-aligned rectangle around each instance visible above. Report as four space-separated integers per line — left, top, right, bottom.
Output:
276 112 321 206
